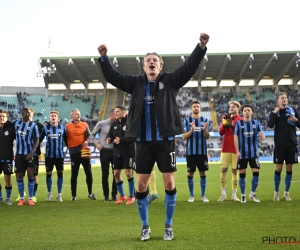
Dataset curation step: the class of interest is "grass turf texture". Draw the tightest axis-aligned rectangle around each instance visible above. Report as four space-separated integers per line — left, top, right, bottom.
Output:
1 162 300 250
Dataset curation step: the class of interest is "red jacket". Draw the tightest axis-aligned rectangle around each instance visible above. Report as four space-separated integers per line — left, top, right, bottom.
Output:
219 114 242 153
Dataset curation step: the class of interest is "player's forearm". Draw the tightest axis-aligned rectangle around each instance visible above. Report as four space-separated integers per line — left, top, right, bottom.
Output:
267 113 276 128
219 124 225 136
203 130 210 139
182 130 193 140
31 138 40 155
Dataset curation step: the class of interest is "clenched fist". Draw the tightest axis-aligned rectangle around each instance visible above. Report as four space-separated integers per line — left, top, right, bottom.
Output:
199 33 210 49
98 44 108 56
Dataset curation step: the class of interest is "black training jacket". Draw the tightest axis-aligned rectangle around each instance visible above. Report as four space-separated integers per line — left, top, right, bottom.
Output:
268 107 300 146
0 121 15 160
106 117 135 157
99 44 207 139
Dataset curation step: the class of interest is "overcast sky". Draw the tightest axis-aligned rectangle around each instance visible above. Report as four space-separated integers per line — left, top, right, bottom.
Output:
0 0 299 87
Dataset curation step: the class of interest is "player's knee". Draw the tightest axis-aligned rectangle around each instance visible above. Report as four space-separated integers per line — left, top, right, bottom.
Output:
114 172 121 179
137 180 148 192
286 165 293 172
125 172 132 179
27 169 34 178
187 172 194 178
164 179 175 190
199 171 206 177
275 164 283 172
16 173 24 179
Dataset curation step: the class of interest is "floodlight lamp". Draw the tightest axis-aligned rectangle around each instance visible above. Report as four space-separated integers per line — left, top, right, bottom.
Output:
272 53 278 64
296 53 300 66
113 57 118 67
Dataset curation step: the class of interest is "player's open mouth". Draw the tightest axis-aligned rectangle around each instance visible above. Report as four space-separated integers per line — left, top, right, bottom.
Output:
149 65 155 69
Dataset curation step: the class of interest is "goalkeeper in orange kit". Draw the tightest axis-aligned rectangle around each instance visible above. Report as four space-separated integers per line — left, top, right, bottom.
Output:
217 101 242 202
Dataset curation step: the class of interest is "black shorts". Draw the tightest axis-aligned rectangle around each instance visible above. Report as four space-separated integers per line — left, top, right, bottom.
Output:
113 156 134 170
0 160 14 175
135 140 177 174
45 157 64 172
273 146 298 164
34 155 39 176
186 155 209 172
15 155 35 173
237 158 260 170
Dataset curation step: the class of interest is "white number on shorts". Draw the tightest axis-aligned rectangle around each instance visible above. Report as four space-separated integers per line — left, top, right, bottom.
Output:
169 152 176 167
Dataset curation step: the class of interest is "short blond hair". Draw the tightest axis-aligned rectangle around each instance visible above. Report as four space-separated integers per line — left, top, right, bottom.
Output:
228 101 241 109
50 110 59 116
0 110 9 117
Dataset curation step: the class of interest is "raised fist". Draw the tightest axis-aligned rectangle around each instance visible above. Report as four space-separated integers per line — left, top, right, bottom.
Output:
98 44 108 56
199 33 210 46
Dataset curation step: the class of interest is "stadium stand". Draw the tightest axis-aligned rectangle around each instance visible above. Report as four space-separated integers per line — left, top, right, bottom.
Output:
1 50 299 160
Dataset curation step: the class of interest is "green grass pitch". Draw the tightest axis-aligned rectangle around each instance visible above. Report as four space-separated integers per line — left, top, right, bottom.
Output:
1 162 300 249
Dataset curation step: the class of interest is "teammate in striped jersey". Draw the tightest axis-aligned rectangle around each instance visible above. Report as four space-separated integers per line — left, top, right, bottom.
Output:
13 108 39 206
183 101 210 203
40 110 67 202
234 104 265 203
15 115 43 203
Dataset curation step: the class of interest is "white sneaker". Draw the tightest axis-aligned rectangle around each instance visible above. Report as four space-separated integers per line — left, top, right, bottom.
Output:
56 195 63 202
46 193 52 201
140 227 151 241
201 196 209 202
241 195 246 203
249 193 260 203
217 194 227 202
273 191 279 201
188 196 194 203
283 192 292 201
231 195 240 201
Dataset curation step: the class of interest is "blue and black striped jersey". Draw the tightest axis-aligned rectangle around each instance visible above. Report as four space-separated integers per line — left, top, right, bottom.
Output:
137 81 173 142
234 119 261 159
14 120 39 155
184 116 208 155
40 124 67 158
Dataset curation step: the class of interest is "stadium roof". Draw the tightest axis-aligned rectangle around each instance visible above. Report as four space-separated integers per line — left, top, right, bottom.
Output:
39 50 300 90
